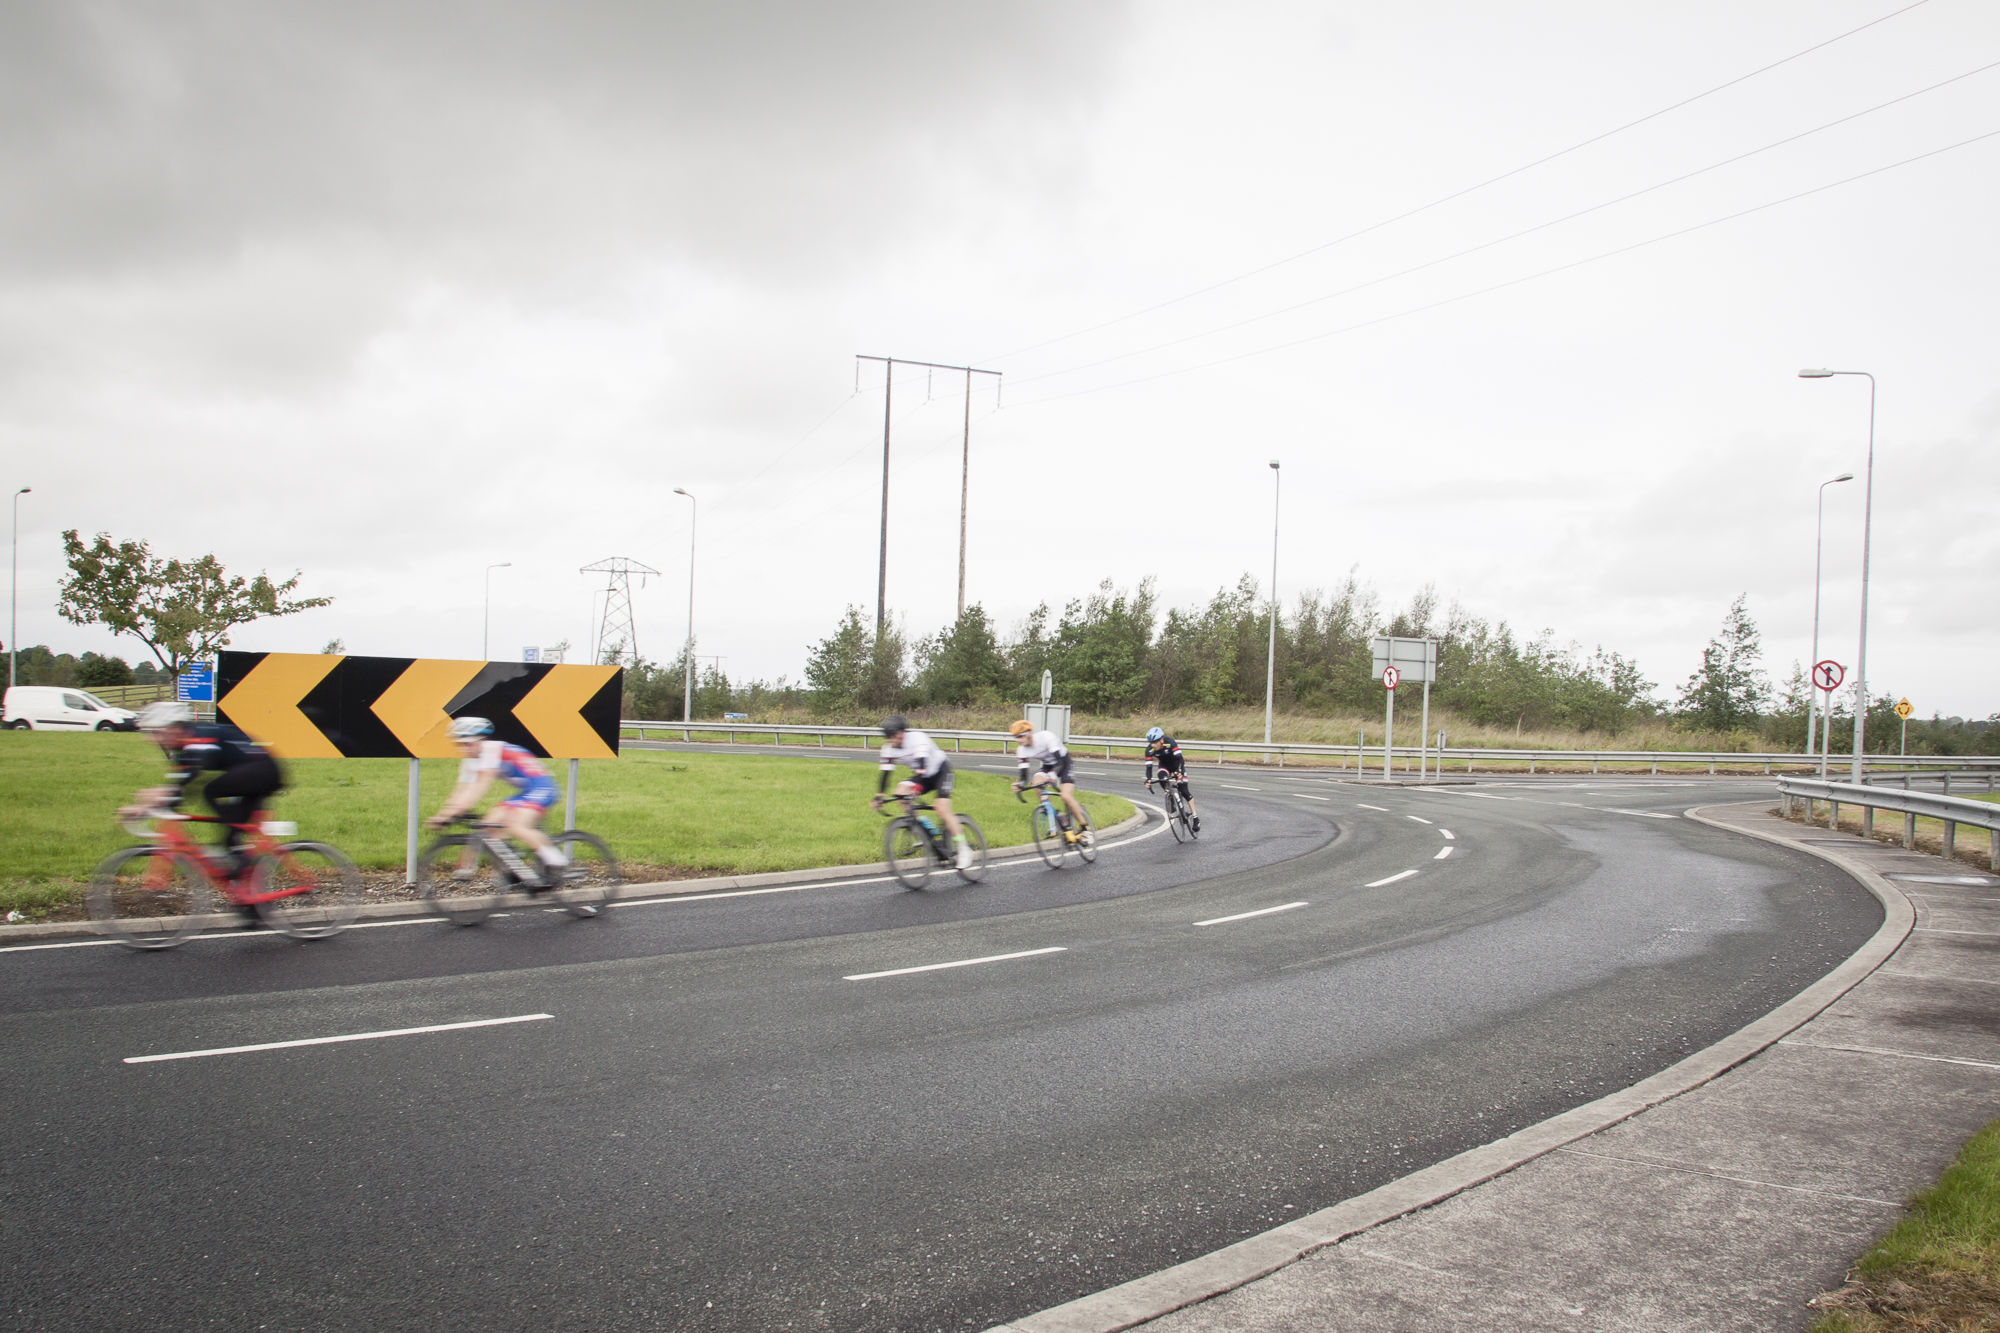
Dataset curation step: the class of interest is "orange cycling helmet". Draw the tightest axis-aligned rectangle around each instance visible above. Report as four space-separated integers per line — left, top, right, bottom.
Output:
1008 719 1033 736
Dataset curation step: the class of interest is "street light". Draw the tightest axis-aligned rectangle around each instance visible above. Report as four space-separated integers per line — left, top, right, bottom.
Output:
483 562 511 660
674 488 696 725
1808 471 1854 773
10 487 29 690
1799 369 1876 784
1263 461 1280 756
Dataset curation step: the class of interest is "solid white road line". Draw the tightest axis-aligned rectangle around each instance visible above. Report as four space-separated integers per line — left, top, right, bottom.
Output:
1366 870 1419 887
1419 789 1511 800
124 1013 554 1064
1357 803 1390 812
1434 846 1453 859
1440 829 1455 839
844 946 1067 981
1194 901 1308 927
1405 815 1433 825
1292 793 1330 801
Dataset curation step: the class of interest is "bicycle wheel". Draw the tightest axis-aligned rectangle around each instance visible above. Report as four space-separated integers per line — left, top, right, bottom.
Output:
254 841 365 940
1166 794 1189 843
1031 803 1064 868
1076 806 1098 864
548 830 621 918
954 816 988 884
88 846 215 949
418 834 510 925
884 818 932 889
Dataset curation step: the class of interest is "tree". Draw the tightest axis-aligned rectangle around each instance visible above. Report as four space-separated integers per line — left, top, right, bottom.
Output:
804 606 871 715
75 653 133 687
914 605 1009 706
1675 594 1769 732
57 531 332 676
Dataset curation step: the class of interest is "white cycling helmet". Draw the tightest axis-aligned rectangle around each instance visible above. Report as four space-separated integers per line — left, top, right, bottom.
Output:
448 716 495 740
138 701 196 731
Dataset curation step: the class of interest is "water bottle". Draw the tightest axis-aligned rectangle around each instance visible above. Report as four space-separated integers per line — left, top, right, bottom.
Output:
918 814 940 839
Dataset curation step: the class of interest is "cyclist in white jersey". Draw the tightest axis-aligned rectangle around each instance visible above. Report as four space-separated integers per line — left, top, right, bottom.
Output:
1009 719 1088 840
873 714 974 870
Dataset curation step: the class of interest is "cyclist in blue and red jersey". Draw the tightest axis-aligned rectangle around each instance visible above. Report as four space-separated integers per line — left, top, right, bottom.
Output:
429 717 570 883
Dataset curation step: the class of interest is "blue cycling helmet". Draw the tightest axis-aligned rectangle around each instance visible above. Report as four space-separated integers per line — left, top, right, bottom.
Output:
449 716 495 740
1145 726 1164 742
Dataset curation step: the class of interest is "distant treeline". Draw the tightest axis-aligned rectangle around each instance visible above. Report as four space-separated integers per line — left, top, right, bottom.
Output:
616 574 1994 756
4 646 157 689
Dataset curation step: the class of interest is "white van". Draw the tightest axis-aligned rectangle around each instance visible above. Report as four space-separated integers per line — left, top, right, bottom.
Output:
2 686 142 731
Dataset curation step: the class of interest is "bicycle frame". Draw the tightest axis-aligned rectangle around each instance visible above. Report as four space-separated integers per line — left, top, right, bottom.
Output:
879 794 952 863
135 814 316 908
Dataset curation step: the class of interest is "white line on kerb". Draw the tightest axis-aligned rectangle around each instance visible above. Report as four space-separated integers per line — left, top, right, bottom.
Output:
1440 829 1455 839
124 1013 553 1064
1405 815 1433 825
1194 902 1308 927
1366 870 1419 887
1357 803 1390 812
844 946 1066 981
1434 846 1453 859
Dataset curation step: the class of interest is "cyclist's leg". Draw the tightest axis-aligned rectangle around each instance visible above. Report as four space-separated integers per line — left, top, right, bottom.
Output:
499 799 565 874
926 766 964 841
202 758 283 869
1058 781 1087 828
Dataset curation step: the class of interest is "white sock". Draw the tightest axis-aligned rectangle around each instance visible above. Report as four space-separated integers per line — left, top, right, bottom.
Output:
537 845 569 867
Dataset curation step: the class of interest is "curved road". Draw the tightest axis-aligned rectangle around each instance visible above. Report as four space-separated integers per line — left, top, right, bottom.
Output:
0 755 1880 1332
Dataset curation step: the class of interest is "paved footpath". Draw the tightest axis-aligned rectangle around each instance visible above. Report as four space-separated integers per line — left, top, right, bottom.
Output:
998 799 2000 1333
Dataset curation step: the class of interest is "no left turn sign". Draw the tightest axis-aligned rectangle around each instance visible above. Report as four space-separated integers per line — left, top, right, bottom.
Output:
1382 665 1400 690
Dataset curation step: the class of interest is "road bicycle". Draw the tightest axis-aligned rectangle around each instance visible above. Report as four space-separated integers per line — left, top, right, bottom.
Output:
1147 769 1198 843
1016 778 1096 868
88 811 365 950
416 813 622 925
876 792 987 890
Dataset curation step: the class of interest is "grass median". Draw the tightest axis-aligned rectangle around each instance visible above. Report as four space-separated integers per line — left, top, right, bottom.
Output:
0 732 1134 920
1810 1116 2000 1329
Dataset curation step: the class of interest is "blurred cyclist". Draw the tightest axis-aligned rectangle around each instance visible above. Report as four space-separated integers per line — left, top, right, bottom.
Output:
129 701 287 920
429 717 570 885
1143 725 1200 832
874 714 973 870
1010 718 1088 841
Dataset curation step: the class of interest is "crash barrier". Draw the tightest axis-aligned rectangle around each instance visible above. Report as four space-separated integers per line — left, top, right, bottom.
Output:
1777 775 2000 871
621 719 2000 779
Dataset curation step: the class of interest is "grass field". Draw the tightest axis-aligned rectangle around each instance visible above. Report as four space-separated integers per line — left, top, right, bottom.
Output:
1810 1117 2000 1329
0 733 1133 918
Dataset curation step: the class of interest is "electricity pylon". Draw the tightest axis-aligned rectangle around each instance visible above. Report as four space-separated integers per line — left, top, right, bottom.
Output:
581 557 660 665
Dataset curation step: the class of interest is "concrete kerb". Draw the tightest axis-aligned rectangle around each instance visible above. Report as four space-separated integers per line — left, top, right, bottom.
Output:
984 799 1916 1333
0 807 1153 944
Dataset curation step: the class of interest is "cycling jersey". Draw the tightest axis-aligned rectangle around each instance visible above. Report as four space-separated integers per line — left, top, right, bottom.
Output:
1017 729 1074 786
461 740 559 809
1144 737 1187 776
879 729 951 793
161 723 275 803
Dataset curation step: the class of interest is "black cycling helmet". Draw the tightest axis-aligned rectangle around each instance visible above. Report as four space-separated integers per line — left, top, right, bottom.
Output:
880 714 908 736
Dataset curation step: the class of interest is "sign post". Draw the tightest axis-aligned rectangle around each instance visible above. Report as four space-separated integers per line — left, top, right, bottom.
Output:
215 651 623 885
1371 637 1439 781
1381 665 1399 776
1812 659 1845 780
1895 697 1913 757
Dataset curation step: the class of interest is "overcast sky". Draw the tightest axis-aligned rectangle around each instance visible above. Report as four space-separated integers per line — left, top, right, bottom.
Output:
5 0 1996 717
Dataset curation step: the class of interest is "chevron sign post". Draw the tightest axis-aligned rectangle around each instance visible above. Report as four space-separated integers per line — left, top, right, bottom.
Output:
217 651 625 883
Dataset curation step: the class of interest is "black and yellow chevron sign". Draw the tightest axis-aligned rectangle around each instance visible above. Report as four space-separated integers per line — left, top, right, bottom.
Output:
216 652 623 760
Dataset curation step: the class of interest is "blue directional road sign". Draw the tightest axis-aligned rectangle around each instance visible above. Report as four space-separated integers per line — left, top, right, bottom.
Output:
176 663 214 703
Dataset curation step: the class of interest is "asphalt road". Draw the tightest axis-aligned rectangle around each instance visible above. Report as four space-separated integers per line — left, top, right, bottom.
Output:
0 753 1882 1333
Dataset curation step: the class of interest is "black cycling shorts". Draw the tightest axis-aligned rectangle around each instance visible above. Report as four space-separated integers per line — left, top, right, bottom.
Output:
1039 752 1076 787
911 762 955 797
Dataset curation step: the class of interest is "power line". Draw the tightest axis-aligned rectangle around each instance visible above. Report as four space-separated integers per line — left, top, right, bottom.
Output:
1007 55 2000 390
981 0 1937 365
1006 125 2000 408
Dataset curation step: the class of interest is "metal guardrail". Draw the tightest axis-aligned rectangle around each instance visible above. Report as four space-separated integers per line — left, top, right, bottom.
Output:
1777 776 2000 870
621 719 2000 778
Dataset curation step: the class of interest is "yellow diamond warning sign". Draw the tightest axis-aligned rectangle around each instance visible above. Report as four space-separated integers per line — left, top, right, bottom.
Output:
217 652 622 759
1895 698 1914 720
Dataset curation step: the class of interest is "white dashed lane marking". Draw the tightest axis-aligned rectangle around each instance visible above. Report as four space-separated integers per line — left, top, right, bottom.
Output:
124 1014 554 1065
1357 804 1390 812
1367 870 1419 887
844 946 1067 982
1440 829 1455 839
1434 846 1453 859
1406 816 1433 825
1194 902 1308 927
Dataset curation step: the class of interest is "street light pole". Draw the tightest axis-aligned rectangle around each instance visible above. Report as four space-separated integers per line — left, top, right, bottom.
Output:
10 487 29 690
482 562 511 660
1800 370 1876 783
674 488 696 724
1807 472 1853 763
1263 461 1280 756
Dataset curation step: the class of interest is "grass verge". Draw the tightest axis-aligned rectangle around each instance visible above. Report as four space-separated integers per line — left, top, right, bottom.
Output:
1780 797 1999 875
1810 1117 2000 1330
0 733 1133 920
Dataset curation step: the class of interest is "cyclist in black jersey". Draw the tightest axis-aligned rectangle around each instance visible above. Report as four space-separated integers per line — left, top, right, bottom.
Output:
1143 726 1199 832
127 701 288 878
